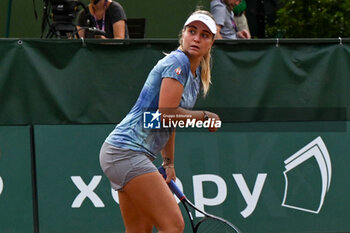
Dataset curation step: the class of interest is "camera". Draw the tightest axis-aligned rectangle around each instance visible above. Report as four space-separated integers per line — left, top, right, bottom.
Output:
50 0 81 22
42 0 89 38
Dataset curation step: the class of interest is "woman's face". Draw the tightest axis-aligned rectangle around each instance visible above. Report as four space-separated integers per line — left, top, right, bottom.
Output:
181 21 214 59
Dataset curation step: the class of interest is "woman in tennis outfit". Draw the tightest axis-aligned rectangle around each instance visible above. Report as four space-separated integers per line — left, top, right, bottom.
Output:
100 10 220 233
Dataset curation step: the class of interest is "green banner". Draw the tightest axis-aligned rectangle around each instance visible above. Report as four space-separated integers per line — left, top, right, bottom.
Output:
34 125 122 233
0 39 349 125
174 123 350 233
0 126 34 233
33 123 350 233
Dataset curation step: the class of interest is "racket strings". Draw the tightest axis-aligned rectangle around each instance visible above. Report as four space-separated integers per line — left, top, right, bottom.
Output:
196 217 239 233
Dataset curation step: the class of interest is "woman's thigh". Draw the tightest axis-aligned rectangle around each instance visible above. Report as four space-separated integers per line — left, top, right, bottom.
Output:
120 172 184 231
118 190 154 233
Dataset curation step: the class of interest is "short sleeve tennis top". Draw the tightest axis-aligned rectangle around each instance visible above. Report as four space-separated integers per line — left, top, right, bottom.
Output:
105 50 201 159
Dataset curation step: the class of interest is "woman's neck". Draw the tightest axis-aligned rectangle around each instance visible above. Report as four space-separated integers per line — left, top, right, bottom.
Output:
189 57 201 76
178 47 201 76
92 0 106 11
180 48 201 75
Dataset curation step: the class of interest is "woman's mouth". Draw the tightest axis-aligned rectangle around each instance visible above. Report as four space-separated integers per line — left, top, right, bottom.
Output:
190 45 200 50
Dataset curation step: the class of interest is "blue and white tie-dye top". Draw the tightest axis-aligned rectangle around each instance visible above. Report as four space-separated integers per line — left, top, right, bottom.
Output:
105 49 201 159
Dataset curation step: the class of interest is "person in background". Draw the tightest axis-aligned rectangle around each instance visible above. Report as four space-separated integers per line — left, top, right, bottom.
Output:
233 0 251 37
77 0 129 39
99 10 220 233
210 0 250 39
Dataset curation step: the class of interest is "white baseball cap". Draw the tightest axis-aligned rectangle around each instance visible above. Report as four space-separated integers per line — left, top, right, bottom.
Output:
184 13 217 34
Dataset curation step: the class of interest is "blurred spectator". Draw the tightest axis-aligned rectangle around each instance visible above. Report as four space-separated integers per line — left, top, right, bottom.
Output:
210 0 250 39
233 0 251 36
77 0 129 39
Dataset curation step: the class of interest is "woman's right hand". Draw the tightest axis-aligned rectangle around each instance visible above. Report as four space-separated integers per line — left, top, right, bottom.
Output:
205 111 221 132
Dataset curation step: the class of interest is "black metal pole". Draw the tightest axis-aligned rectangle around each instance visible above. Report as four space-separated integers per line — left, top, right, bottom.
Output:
5 0 13 37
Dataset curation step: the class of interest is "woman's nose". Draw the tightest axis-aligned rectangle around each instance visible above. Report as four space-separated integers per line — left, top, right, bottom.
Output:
193 33 200 42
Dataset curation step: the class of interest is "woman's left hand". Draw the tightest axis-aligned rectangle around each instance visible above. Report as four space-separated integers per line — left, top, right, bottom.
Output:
165 167 176 183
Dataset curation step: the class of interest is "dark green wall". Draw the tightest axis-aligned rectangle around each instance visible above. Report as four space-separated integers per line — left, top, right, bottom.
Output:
1 0 9 37
118 0 210 38
3 0 210 38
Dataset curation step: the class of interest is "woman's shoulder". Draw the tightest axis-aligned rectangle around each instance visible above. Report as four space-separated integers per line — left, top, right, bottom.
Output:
166 50 190 66
155 50 190 75
106 1 127 21
108 1 124 10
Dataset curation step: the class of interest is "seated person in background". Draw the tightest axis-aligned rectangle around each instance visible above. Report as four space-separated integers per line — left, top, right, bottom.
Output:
210 0 250 39
233 0 251 37
77 0 129 39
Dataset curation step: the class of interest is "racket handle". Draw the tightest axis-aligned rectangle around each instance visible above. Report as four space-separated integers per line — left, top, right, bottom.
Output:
158 166 185 200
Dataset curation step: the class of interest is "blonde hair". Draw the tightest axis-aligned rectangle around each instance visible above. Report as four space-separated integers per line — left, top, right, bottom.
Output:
179 10 215 97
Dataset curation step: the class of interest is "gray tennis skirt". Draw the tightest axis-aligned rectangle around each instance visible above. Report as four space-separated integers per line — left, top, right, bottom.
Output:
99 142 158 191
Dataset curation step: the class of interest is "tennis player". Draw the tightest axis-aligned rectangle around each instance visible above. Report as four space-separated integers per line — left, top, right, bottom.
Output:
100 10 219 233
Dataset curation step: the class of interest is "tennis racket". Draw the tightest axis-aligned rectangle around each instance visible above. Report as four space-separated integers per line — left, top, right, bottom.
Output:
158 166 242 233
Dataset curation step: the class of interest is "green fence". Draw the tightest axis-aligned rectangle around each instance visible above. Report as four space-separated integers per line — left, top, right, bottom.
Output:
0 126 35 233
0 39 349 233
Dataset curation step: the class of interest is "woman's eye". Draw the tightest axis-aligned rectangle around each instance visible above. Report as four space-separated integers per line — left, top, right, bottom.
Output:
189 29 196 34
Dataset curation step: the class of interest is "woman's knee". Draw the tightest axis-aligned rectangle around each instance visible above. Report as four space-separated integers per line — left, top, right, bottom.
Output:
125 223 153 233
171 215 185 233
158 213 185 233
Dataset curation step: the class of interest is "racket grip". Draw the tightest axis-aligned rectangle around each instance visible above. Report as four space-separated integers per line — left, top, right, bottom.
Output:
158 166 185 200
